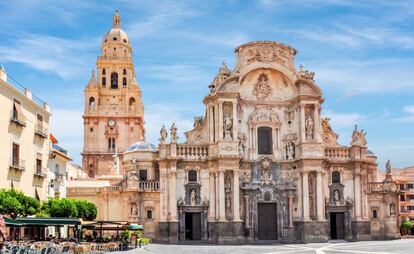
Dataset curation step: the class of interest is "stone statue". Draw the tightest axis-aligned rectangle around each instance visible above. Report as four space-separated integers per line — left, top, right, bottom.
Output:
190 189 196 206
253 73 272 100
305 115 314 140
159 125 168 144
383 160 394 183
390 203 396 215
334 189 340 206
225 193 232 210
225 175 231 191
286 142 295 159
360 129 367 146
351 124 359 146
170 122 178 143
223 113 233 141
193 116 203 130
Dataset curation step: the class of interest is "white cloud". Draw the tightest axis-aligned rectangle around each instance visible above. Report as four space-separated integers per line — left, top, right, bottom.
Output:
322 110 366 129
0 34 98 78
404 105 414 114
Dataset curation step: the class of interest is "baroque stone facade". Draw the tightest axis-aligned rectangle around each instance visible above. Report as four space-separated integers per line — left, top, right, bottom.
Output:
68 12 400 243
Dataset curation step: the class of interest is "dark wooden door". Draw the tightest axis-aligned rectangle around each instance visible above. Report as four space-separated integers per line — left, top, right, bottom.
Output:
258 203 278 240
330 212 345 239
185 212 201 240
192 212 201 240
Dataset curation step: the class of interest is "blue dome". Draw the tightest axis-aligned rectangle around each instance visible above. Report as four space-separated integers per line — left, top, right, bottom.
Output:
126 141 157 152
367 149 375 156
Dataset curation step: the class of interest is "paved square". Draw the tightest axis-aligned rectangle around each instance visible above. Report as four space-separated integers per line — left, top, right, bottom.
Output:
114 239 413 254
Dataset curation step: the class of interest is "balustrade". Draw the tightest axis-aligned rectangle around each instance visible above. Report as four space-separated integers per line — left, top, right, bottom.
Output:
325 147 350 158
177 145 208 160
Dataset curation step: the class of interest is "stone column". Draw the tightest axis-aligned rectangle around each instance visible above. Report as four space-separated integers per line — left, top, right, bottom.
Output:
218 169 226 221
159 164 168 221
218 102 224 141
233 169 241 221
215 172 219 220
288 193 294 227
209 106 214 143
354 172 362 220
232 101 238 141
168 167 177 221
244 195 250 227
316 171 324 221
302 171 310 220
313 104 321 142
208 172 216 221
300 104 306 141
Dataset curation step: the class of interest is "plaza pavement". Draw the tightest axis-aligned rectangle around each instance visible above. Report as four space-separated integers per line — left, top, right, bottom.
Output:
113 239 413 254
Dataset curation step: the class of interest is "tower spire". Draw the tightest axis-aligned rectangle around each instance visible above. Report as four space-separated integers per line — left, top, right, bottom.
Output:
113 10 121 29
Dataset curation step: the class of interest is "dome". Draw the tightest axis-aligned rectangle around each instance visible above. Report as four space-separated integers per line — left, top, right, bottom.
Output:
126 141 157 152
367 149 376 156
102 10 131 47
102 28 130 47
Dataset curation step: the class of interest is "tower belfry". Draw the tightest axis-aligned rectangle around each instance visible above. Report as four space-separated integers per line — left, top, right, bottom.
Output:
82 11 144 177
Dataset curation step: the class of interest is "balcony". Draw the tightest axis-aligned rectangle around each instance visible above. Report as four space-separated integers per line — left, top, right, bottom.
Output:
35 124 48 138
10 159 25 171
34 167 47 178
325 147 350 159
367 182 397 193
87 105 139 116
138 180 160 191
177 145 209 160
10 113 26 127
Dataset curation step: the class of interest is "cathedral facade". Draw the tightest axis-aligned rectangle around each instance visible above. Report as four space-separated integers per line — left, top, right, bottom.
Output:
68 12 400 243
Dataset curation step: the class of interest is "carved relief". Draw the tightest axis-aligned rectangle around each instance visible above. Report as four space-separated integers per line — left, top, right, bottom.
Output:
286 142 295 160
252 74 272 100
284 105 295 124
247 47 287 65
298 64 315 81
225 173 232 219
193 116 203 130
104 123 119 138
248 108 280 124
239 171 251 183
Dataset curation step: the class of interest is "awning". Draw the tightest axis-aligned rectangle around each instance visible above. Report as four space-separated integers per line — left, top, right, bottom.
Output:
14 217 81 226
130 224 143 230
4 217 23 227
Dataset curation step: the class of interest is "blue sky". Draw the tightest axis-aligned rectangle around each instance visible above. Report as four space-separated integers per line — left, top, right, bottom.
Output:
1 0 413 169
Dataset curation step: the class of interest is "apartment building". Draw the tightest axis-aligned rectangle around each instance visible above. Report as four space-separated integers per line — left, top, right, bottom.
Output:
0 65 51 200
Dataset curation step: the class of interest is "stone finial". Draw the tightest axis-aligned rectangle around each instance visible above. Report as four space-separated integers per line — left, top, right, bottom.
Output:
113 10 121 29
298 63 315 81
360 129 367 146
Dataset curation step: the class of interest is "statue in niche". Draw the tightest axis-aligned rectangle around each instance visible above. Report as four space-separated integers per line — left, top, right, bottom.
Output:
131 203 138 216
225 193 232 210
351 125 359 146
390 203 396 215
253 74 272 100
170 122 178 143
286 142 295 160
334 189 340 206
223 113 233 141
360 129 367 146
225 175 231 192
305 115 314 140
190 189 196 206
159 125 167 144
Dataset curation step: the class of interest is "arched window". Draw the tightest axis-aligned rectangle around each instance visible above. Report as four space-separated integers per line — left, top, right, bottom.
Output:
111 72 118 89
102 77 106 87
332 171 341 183
123 69 127 75
123 77 127 87
188 170 197 182
258 126 272 154
102 68 106 75
129 97 136 107
108 137 116 150
89 97 95 108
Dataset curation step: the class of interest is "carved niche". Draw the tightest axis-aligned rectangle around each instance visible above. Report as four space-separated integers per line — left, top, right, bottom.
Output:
253 73 272 100
104 124 119 138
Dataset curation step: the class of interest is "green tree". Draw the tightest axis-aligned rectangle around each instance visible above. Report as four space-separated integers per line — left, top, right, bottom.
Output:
0 189 40 218
72 199 97 221
42 198 78 218
402 220 413 230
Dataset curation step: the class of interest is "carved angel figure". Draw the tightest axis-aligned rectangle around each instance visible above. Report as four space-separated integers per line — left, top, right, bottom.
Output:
286 142 295 160
159 125 168 144
360 129 367 146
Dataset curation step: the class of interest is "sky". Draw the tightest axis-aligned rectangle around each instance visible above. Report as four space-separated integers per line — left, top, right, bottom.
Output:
0 0 413 169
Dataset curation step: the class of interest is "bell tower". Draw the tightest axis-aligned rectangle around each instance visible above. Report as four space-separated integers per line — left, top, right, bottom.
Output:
82 10 145 177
